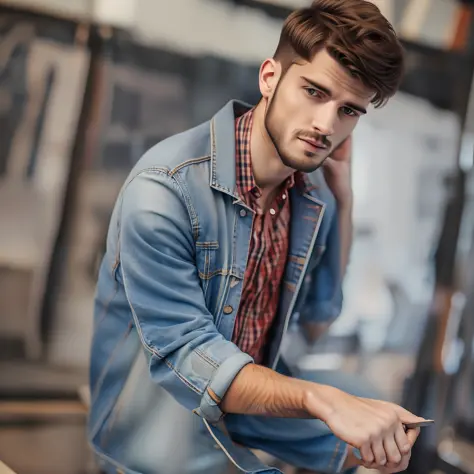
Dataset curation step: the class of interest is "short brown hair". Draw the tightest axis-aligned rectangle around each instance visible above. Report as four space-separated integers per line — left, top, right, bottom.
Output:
274 0 404 107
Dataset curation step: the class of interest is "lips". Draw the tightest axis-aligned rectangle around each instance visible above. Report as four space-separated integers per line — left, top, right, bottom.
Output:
299 137 328 150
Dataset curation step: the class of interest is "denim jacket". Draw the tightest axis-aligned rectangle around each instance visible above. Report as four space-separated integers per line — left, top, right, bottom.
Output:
88 100 343 474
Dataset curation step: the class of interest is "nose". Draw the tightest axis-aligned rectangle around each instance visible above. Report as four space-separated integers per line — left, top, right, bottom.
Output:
311 103 337 137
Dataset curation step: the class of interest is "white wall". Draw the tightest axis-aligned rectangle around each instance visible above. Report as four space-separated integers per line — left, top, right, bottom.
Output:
331 94 460 338
0 0 282 62
2 0 461 60
133 0 281 62
350 93 459 308
0 0 92 19
131 0 395 62
0 0 401 63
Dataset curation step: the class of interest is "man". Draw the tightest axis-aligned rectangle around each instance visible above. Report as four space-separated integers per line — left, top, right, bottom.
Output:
88 1 427 473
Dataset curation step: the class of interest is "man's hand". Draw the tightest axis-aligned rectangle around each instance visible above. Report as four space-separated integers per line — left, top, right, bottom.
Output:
379 427 419 473
222 364 425 472
344 428 420 472
304 387 425 469
324 135 353 205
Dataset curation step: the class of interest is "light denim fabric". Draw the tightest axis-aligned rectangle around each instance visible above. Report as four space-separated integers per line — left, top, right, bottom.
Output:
88 100 344 474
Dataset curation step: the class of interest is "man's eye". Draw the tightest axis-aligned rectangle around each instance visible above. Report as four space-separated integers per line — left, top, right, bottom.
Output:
342 106 357 117
305 87 322 98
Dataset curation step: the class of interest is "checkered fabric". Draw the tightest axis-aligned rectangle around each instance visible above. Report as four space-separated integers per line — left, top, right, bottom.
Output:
231 109 308 364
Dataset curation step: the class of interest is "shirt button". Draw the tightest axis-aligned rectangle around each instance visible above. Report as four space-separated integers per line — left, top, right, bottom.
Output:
239 209 247 218
270 208 276 216
282 194 287 200
223 305 233 314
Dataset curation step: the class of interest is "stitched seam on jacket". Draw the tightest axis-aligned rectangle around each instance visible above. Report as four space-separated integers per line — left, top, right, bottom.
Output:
118 167 204 396
195 347 220 369
169 155 211 176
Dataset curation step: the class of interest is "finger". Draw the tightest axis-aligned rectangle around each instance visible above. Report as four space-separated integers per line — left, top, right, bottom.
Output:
376 453 412 474
385 452 411 473
406 427 421 447
359 442 375 465
381 454 410 474
371 438 387 467
383 433 403 465
401 451 412 471
383 460 406 473
394 423 411 455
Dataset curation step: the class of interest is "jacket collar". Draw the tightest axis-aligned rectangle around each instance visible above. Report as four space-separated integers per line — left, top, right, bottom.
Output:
209 100 252 198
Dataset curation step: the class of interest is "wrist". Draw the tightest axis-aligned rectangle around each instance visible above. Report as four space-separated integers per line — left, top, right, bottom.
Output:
302 383 338 422
337 193 353 212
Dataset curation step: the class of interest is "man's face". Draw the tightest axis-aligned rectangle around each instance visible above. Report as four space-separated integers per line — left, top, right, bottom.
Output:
260 49 374 173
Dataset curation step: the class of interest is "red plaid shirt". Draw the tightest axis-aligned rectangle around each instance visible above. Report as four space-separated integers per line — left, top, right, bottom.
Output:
232 109 304 364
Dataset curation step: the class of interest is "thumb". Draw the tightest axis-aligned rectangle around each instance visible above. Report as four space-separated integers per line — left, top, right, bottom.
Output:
406 427 421 447
392 405 426 423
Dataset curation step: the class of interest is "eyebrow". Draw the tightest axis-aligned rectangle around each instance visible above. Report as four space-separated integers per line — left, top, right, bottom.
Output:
301 76 368 115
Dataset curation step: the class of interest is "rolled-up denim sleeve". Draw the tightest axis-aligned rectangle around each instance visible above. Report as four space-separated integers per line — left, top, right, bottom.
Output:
118 169 253 424
298 210 343 324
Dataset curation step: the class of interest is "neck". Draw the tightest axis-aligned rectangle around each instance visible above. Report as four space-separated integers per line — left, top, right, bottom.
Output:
250 100 294 192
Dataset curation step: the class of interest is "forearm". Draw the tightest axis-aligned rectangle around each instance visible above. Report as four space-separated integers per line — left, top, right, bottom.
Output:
220 363 333 420
338 197 353 277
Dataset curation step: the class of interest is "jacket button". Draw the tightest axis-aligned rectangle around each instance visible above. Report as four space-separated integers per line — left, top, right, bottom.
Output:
223 305 233 314
239 209 247 217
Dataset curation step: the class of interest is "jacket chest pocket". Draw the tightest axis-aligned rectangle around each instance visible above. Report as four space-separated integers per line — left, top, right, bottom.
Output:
196 242 218 284
195 241 230 300
196 242 236 326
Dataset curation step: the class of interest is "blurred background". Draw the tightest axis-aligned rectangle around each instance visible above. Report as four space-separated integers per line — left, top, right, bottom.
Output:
0 0 474 473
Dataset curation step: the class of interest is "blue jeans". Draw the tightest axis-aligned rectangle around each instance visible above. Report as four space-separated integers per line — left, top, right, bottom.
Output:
189 367 382 474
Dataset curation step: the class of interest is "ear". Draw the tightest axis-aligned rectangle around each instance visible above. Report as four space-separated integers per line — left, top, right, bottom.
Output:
259 58 280 99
